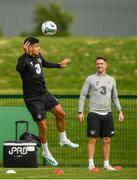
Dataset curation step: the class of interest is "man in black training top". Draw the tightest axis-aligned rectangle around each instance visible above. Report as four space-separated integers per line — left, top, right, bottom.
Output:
16 37 79 166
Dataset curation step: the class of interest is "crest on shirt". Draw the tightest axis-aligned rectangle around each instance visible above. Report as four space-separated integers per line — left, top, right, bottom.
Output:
37 58 42 64
30 61 33 66
107 81 112 87
96 81 100 86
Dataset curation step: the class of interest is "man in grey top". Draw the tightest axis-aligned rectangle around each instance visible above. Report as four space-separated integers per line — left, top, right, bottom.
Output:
78 57 124 171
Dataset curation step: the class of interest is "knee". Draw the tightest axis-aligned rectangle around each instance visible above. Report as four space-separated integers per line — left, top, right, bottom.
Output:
37 120 47 133
103 137 111 145
89 138 97 144
56 111 66 119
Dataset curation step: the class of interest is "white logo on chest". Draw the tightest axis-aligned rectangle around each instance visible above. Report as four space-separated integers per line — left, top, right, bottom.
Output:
37 58 42 63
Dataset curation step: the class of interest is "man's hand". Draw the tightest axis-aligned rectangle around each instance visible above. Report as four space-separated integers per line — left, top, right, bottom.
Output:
118 111 124 122
23 41 30 54
59 58 71 68
77 113 84 123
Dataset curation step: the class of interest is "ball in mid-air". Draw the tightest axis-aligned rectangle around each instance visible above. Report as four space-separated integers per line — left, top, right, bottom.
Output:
41 20 57 35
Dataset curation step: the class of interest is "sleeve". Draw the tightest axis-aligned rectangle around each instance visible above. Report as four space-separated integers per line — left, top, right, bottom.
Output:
16 57 27 72
41 55 61 68
78 77 90 113
111 78 122 112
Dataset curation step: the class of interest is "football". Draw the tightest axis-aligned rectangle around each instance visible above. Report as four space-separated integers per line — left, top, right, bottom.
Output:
41 20 57 35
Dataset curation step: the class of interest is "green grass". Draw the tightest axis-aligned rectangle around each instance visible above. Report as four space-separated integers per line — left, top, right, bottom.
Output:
0 166 137 179
0 36 137 94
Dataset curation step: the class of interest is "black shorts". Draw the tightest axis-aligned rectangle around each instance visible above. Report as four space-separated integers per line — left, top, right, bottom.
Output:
24 91 59 122
87 112 114 138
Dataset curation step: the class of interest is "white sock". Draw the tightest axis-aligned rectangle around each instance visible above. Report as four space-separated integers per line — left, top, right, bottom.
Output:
88 159 95 167
42 142 51 156
59 131 67 142
104 160 109 167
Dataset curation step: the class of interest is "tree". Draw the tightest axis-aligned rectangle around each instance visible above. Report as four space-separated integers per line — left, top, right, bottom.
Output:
32 2 74 36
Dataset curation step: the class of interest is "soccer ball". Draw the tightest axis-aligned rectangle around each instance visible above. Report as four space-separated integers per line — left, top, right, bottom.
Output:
41 20 57 35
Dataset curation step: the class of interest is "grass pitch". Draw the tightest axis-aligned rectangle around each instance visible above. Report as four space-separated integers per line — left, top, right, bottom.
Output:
0 166 137 179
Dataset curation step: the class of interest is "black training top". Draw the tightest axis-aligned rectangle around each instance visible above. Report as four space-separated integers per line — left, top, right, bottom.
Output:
16 53 60 99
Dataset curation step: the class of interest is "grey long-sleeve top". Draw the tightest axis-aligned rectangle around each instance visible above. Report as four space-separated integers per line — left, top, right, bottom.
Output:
78 73 122 113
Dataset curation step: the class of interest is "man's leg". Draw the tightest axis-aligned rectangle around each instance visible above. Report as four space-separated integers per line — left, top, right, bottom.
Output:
87 112 100 171
37 120 58 166
88 137 97 170
102 137 111 161
50 104 65 132
102 112 116 170
50 104 79 148
102 137 115 170
37 120 47 143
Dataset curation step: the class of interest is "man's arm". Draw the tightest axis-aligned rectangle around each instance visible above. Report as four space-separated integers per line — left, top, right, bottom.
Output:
111 78 124 122
42 56 71 68
78 77 90 122
42 58 60 68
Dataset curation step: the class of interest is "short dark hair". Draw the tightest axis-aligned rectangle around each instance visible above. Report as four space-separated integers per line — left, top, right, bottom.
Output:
95 56 107 62
24 37 39 45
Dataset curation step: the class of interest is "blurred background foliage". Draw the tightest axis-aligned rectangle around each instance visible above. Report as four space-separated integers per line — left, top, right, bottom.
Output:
20 2 74 37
